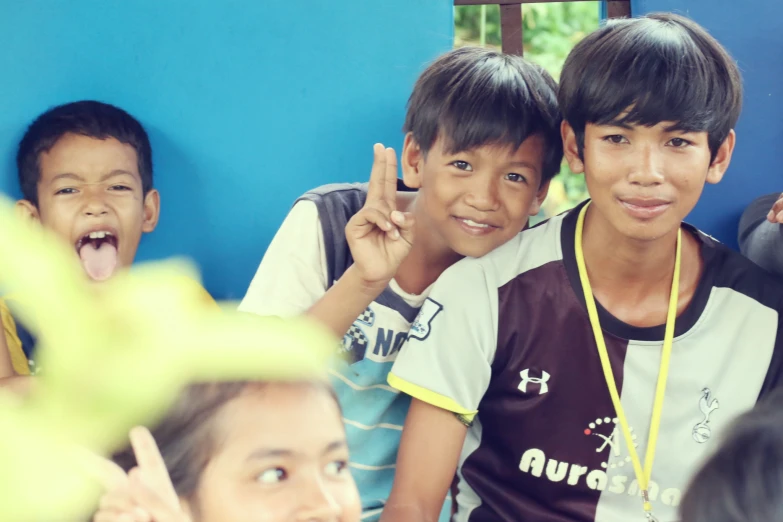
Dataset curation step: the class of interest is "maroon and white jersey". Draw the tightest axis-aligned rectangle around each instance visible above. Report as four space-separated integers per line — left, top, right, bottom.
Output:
389 201 783 522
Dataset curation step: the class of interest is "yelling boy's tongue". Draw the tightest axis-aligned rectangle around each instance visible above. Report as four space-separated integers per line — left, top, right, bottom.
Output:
79 241 118 281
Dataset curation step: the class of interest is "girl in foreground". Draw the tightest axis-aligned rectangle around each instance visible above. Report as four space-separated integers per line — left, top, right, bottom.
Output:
94 380 361 522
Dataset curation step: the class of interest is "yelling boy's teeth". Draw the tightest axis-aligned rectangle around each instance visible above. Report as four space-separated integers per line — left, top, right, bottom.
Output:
75 231 119 281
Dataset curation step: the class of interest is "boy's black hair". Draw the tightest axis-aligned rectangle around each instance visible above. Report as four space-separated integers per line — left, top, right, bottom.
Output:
16 100 153 206
559 13 742 161
403 46 563 184
679 389 783 522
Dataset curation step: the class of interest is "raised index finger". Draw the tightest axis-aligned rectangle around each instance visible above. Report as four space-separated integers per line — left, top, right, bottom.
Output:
129 426 179 507
366 143 387 203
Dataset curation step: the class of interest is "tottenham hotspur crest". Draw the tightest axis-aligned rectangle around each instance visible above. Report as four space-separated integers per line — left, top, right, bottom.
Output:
692 387 719 443
408 298 443 342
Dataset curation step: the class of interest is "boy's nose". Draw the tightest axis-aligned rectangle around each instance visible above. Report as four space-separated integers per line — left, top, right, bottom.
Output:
82 196 109 217
628 146 665 186
464 177 500 212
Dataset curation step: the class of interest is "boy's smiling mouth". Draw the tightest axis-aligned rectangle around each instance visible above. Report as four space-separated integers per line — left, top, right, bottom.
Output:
75 228 119 281
617 197 672 220
453 216 500 235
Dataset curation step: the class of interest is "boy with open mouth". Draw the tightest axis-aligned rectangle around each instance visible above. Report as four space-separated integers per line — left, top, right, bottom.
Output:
1 100 161 385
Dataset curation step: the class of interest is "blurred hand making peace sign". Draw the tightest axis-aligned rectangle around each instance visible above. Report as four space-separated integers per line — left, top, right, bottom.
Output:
93 427 188 522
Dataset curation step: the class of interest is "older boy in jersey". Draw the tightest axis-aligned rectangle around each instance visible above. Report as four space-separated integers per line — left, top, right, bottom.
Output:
1 101 161 386
383 14 783 522
239 47 562 521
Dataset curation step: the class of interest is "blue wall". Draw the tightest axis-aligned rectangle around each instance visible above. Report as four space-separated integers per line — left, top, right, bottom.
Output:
633 0 783 248
0 1 454 299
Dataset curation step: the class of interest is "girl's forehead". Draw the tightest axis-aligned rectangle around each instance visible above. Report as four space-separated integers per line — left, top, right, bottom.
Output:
212 384 345 454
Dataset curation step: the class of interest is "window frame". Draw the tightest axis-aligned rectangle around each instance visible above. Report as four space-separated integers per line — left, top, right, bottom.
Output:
453 0 631 55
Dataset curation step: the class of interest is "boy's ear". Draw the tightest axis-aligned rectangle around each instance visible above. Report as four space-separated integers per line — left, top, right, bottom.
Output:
15 199 40 222
561 121 584 175
401 133 424 189
528 180 551 217
142 189 161 233
706 129 736 185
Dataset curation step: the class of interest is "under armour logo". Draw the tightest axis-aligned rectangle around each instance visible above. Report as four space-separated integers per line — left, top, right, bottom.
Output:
518 368 550 395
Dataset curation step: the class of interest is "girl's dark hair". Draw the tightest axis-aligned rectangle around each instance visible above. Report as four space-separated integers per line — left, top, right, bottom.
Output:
111 380 338 499
679 389 783 522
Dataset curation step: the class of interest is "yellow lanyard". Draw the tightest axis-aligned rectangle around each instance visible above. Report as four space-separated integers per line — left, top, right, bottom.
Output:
574 202 681 520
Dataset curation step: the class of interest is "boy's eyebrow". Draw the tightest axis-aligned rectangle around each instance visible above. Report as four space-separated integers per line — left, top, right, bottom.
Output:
48 170 137 184
49 172 84 183
101 169 137 180
600 120 634 130
245 440 347 461
507 160 539 172
663 123 696 133
598 121 696 134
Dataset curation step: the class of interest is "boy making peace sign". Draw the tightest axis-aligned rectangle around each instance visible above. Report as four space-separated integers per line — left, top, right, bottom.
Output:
239 47 563 521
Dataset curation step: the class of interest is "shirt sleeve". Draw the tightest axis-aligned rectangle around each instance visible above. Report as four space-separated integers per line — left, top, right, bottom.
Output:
0 298 30 376
238 201 329 317
738 193 783 277
387 257 498 423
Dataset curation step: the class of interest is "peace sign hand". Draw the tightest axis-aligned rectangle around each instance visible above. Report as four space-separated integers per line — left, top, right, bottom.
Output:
93 427 190 522
345 144 415 289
